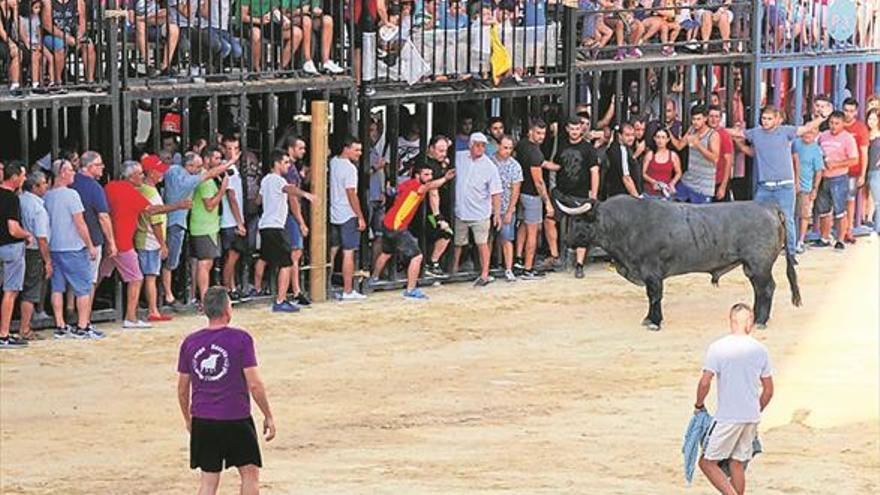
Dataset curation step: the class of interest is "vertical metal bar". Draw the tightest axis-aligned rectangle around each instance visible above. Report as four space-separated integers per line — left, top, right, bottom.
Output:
122 95 133 165
50 101 60 159
682 66 691 128
614 70 623 125
81 104 91 151
724 64 733 127
660 66 668 123
209 95 220 141
793 66 804 126
181 97 191 151
151 98 161 152
20 109 30 165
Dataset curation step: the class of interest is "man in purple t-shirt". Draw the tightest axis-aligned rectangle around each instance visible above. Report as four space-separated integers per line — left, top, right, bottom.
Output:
177 287 275 493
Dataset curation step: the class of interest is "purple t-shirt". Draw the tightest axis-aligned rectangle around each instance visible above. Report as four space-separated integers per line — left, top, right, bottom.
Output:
177 327 257 420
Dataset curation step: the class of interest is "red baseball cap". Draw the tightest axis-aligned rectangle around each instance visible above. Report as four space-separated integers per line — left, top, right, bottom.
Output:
141 154 169 174
161 113 182 134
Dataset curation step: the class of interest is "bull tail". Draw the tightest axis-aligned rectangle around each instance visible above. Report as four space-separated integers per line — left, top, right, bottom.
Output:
777 208 802 307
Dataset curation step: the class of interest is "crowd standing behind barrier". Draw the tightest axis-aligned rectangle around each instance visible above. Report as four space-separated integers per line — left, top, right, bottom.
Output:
1 1 879 347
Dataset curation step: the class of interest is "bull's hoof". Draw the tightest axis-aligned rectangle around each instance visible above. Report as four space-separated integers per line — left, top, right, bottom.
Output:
646 322 661 331
756 323 768 330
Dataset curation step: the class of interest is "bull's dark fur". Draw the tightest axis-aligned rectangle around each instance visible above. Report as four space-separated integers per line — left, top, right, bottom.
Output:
559 194 802 329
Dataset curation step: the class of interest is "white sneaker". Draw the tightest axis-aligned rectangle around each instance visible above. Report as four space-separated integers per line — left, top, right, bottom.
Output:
341 291 367 301
302 60 319 75
123 320 152 329
323 60 344 74
504 270 517 282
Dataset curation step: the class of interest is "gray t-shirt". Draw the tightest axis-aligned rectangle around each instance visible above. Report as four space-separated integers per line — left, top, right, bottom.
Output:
19 191 50 251
199 0 230 30
258 173 288 229
744 125 799 183
330 156 358 225
681 129 717 196
703 334 773 424
454 151 503 222
168 0 199 28
44 187 86 252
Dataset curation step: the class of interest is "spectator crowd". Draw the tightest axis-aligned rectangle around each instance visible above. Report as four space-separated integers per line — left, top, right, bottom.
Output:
2 89 879 350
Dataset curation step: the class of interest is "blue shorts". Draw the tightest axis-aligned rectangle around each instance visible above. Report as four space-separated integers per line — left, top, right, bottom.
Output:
51 249 93 297
285 216 304 250
0 242 26 292
816 175 847 219
498 221 516 243
43 35 66 52
681 19 701 30
330 217 360 251
164 225 186 271
137 249 162 276
674 183 713 204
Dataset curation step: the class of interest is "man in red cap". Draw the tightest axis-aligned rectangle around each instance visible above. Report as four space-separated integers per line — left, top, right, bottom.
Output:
101 158 191 329
137 155 177 323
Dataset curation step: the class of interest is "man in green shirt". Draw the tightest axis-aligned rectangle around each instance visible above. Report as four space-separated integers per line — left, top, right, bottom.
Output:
190 145 229 305
237 0 300 72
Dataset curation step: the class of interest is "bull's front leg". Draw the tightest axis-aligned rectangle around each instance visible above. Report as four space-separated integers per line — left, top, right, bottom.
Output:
642 278 664 331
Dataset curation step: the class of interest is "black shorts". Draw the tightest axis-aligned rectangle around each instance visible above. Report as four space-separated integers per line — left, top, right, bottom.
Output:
190 416 262 473
21 250 45 303
191 235 220 260
353 10 377 49
381 227 421 261
259 228 293 267
220 227 248 254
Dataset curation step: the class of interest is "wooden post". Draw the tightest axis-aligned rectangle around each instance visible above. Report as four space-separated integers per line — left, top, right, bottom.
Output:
309 100 330 302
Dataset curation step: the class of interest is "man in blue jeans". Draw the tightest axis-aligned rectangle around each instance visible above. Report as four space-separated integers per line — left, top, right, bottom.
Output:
729 106 825 258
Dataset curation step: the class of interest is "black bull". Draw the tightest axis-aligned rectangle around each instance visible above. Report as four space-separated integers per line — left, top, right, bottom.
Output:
555 194 802 329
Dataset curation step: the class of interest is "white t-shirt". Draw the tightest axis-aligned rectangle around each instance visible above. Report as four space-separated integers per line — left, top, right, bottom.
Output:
221 165 244 229
330 156 358 225
703 334 773 423
454 150 503 221
258 173 288 229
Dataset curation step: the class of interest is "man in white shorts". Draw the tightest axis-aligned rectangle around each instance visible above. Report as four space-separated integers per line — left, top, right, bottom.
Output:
694 303 774 495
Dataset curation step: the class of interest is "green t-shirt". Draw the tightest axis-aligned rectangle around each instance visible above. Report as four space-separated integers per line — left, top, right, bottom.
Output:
237 0 295 18
290 0 321 10
189 179 220 238
135 184 167 251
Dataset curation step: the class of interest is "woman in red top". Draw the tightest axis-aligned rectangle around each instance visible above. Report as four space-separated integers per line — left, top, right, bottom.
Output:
642 128 682 199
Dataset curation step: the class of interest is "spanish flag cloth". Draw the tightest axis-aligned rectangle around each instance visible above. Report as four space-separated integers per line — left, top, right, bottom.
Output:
490 24 512 86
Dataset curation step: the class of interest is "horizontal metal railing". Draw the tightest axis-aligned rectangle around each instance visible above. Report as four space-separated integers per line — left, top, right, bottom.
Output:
758 0 879 56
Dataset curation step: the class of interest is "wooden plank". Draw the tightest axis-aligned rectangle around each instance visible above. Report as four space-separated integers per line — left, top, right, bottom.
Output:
309 100 330 302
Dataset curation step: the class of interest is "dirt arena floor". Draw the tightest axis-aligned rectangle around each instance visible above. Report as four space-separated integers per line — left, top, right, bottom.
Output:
1 239 878 494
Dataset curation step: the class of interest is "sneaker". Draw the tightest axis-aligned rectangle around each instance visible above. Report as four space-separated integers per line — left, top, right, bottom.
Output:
833 241 845 250
538 257 560 271
229 290 242 302
292 293 312 307
614 49 626 61
513 257 525 271
403 288 430 300
80 326 106 340
0 335 28 348
795 242 806 254
424 262 446 278
163 298 186 312
272 300 301 313
366 277 381 289
53 325 73 339
83 324 106 338
147 313 173 322
811 238 832 248
123 320 152 329
473 277 491 287
575 264 585 279
504 270 517 282
302 60 319 75
627 48 643 58
323 59 344 74
520 269 544 280
341 291 368 301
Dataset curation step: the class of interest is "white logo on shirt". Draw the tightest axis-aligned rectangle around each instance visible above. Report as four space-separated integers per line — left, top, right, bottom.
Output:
192 344 230 382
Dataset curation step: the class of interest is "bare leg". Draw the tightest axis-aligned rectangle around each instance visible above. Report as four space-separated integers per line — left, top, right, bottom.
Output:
125 280 143 322
544 218 559 258
0 291 18 337
197 471 221 495
250 27 263 71
51 292 66 328
253 259 266 291
406 254 423 291
52 49 64 84
301 15 313 62
341 250 355 293
728 459 746 495
144 275 160 317
223 251 241 291
275 267 290 305
524 224 539 270
698 458 739 495
238 464 260 495
75 294 91 329
197 260 213 302
452 246 463 274
372 253 391 279
502 240 514 271
19 300 35 336
819 214 833 240
515 223 526 259
163 23 180 69
430 238 450 264
477 243 491 280
161 267 176 304
321 15 334 63
289 249 303 296
575 247 587 265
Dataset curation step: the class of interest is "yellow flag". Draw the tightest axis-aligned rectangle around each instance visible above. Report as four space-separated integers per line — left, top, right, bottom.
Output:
490 24 512 86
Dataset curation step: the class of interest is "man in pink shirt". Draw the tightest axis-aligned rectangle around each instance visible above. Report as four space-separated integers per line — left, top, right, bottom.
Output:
708 105 734 201
815 111 859 250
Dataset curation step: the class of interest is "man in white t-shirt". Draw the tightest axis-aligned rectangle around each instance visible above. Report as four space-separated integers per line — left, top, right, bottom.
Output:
219 135 248 300
451 133 502 287
257 150 300 313
329 136 366 301
695 303 774 495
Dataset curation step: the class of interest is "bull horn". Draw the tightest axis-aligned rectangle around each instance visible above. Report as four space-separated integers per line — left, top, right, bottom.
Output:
555 200 593 216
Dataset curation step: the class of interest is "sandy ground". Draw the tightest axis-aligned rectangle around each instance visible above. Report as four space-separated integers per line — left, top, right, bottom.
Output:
1 239 878 495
